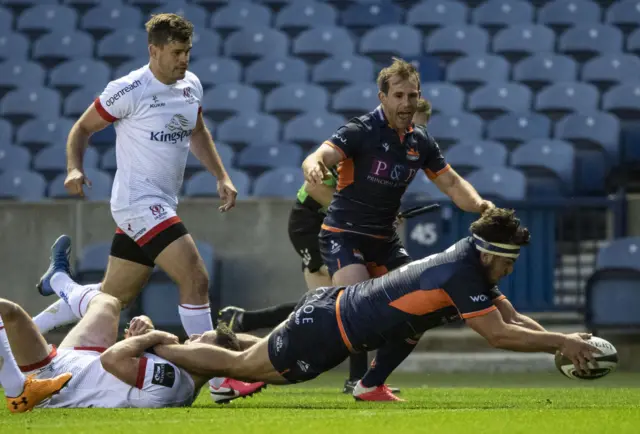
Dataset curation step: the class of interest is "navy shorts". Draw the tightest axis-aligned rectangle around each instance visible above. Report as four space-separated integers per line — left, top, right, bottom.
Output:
267 286 351 384
318 229 412 277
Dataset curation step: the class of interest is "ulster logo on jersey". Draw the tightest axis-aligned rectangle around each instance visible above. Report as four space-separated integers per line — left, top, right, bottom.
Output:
183 86 197 104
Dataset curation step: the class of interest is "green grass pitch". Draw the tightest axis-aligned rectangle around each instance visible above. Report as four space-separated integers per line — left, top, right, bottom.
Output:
2 372 639 434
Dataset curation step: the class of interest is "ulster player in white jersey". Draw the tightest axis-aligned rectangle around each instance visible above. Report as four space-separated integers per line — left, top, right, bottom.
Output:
43 13 263 402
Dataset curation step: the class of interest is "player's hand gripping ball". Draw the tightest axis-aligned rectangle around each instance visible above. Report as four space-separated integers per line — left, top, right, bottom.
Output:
555 336 618 380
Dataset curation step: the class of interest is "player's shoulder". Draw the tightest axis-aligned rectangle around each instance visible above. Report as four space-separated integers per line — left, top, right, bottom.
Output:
183 70 203 94
412 124 438 148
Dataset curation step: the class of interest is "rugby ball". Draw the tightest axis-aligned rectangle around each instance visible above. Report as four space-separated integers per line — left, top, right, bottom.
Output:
555 336 618 380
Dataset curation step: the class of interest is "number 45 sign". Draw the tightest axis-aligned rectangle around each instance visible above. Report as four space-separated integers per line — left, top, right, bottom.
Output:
404 207 443 258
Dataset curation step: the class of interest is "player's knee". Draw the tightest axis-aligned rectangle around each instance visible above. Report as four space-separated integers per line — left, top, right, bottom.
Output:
184 267 210 299
0 299 21 321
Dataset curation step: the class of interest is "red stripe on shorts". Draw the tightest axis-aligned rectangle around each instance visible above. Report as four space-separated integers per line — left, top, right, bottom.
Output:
115 228 124 234
19 346 58 372
136 357 148 389
94 98 118 123
136 216 181 247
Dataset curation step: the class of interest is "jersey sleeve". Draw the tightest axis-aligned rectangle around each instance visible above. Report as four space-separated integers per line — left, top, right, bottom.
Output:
420 130 450 180
94 77 141 122
323 121 364 160
488 285 506 302
440 267 498 320
189 72 204 114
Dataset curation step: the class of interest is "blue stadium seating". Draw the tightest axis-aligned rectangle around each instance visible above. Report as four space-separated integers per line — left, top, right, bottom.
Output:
113 57 147 78
554 112 620 162
0 119 12 146
492 24 556 61
0 145 30 172
421 82 465 114
627 27 640 55
151 3 208 31
359 25 422 62
446 54 510 91
64 88 101 117
0 7 12 31
201 83 261 121
429 113 484 145
224 27 289 64
245 57 309 92
189 57 242 87
0 169 46 201
404 169 449 200
586 237 640 332
33 31 95 65
97 30 148 62
184 169 251 198
538 0 601 30
34 145 99 180
406 0 468 30
468 83 533 119
510 139 575 197
404 55 444 82
292 27 355 63
606 0 640 29
0 59 46 89
49 167 112 200
211 1 272 35
472 0 534 29
602 83 640 120
75 240 110 282
237 143 302 176
275 1 338 35
513 54 578 90
445 140 508 176
535 82 600 118
486 112 552 148
559 25 624 61
465 167 527 200
0 33 29 61
2 0 60 6
49 59 111 92
17 5 78 34
191 30 222 60
81 5 143 34
341 2 404 34
89 124 115 150
426 25 489 60
253 167 305 198
283 112 346 148
312 55 375 91
582 55 640 90
331 83 378 119
266 83 329 119
217 113 281 147
100 146 116 173
1 87 61 122
16 118 75 152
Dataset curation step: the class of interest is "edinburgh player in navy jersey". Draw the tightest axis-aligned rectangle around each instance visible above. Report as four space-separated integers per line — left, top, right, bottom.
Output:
300 58 495 397
152 208 601 402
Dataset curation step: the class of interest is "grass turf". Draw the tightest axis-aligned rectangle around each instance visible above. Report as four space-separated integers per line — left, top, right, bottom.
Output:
1 372 639 434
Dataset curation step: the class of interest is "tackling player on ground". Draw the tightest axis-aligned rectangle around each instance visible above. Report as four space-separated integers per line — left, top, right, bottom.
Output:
150 208 602 401
301 58 495 398
216 99 433 335
34 13 261 402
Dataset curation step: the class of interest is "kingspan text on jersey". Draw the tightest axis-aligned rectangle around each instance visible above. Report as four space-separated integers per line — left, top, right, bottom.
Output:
149 129 193 144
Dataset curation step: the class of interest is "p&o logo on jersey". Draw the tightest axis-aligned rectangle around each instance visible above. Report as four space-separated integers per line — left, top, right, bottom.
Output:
150 204 168 221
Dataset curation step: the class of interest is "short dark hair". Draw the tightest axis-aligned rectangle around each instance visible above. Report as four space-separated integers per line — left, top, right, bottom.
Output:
377 57 421 95
145 13 194 46
469 208 531 246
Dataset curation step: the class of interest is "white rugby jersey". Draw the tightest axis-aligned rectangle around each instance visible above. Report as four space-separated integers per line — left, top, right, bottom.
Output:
94 64 203 212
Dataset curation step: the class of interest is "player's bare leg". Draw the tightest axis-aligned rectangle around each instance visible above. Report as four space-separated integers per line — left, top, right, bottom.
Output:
0 299 72 413
331 263 372 392
59 293 122 350
303 265 332 291
100 256 153 306
155 335 288 385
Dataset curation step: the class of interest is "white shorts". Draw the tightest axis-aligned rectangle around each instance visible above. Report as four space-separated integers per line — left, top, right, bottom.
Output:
27 346 196 409
112 203 181 247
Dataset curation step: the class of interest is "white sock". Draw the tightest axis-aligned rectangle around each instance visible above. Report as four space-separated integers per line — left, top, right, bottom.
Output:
0 316 26 398
178 303 227 387
50 272 101 318
33 300 77 334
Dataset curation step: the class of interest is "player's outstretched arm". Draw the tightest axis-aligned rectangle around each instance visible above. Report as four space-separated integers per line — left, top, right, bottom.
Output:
431 168 494 214
494 298 546 332
153 342 241 379
65 104 112 196
304 181 336 208
302 143 343 186
100 330 178 387
466 309 600 375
